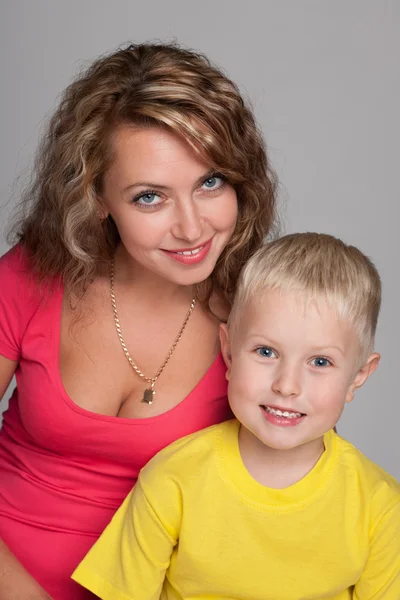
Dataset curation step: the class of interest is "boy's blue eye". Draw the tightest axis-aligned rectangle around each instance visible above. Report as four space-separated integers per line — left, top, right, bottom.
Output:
311 357 331 367
256 347 276 358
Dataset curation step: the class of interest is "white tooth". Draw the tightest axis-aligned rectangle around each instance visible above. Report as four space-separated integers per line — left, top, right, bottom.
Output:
177 247 203 256
264 406 303 419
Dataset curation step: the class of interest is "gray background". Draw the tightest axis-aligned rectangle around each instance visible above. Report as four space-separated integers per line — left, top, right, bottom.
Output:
0 1 399 479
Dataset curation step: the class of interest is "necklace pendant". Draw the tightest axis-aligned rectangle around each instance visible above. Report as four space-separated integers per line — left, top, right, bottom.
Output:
142 388 156 405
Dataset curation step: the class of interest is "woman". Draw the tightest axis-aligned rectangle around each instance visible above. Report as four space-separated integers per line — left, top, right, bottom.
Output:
0 42 278 599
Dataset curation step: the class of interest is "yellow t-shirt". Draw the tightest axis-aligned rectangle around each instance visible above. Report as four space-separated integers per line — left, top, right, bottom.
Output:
72 420 400 600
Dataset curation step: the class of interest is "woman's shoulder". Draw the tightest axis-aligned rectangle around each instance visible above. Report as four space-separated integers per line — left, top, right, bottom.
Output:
0 244 38 296
0 243 30 273
0 244 54 359
0 243 58 295
1 243 51 300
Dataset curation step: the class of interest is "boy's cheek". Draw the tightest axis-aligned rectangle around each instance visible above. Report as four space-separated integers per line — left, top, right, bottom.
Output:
229 363 261 393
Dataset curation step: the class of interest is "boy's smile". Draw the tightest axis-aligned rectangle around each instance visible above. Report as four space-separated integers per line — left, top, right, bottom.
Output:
221 290 379 460
260 404 305 426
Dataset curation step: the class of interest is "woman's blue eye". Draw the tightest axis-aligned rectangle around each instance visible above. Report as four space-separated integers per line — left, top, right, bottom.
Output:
257 347 276 358
202 176 223 190
134 192 161 206
311 357 331 367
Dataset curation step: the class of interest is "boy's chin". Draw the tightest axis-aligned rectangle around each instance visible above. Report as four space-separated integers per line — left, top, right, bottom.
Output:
253 431 328 453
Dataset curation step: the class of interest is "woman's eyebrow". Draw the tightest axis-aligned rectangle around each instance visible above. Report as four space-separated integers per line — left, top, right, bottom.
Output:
122 170 216 193
123 181 171 192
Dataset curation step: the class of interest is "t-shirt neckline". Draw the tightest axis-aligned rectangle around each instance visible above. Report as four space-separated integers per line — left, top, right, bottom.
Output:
218 420 338 510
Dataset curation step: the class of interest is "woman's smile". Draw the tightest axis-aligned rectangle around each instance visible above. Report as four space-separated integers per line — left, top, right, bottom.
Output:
160 237 214 265
100 126 238 285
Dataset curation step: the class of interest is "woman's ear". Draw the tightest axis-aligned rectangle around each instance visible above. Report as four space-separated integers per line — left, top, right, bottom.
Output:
96 199 109 220
345 353 380 403
219 323 232 381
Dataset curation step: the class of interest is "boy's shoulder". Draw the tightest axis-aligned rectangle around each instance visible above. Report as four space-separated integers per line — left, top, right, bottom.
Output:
139 419 237 486
335 433 400 509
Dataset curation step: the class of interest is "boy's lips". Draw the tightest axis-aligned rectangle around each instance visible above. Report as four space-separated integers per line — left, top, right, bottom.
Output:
260 404 306 427
261 404 306 415
261 404 306 418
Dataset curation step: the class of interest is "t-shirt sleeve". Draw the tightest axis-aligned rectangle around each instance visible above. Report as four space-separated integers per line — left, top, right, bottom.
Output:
0 246 39 361
72 467 182 600
354 498 400 599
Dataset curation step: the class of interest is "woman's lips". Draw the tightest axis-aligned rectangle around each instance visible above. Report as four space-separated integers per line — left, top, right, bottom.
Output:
161 238 213 265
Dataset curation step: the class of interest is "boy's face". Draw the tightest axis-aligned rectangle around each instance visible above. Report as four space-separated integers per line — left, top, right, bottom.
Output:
221 290 379 453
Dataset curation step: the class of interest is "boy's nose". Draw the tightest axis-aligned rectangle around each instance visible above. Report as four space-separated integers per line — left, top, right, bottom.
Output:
271 365 301 398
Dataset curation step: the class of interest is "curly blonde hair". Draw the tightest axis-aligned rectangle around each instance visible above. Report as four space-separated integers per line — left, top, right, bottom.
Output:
11 42 278 307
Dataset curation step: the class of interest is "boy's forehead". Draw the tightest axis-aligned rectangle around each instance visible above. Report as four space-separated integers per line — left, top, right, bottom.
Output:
243 289 332 320
234 289 359 350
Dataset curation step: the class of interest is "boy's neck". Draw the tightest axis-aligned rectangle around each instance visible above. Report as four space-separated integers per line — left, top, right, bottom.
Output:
237 425 326 489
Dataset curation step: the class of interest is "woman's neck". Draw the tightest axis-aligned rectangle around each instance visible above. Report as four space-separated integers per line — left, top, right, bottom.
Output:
113 245 195 308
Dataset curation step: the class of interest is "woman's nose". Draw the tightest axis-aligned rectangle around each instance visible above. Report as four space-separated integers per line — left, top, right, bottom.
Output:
171 199 203 242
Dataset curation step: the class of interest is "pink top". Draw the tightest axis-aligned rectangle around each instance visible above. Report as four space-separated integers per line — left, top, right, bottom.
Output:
0 246 231 599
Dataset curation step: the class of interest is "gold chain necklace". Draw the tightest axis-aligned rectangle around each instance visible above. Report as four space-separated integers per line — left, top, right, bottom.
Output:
109 259 196 405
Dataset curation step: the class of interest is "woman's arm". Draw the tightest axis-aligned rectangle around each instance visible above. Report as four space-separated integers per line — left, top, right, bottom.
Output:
0 540 52 599
0 355 53 600
0 354 16 401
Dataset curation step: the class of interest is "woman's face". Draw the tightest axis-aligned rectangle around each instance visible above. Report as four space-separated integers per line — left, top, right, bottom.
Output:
100 125 238 286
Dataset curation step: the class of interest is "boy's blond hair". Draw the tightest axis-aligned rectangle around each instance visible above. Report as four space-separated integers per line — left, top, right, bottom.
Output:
229 233 381 361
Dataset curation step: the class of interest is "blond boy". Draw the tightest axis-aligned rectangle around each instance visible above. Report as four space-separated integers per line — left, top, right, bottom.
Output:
73 233 400 599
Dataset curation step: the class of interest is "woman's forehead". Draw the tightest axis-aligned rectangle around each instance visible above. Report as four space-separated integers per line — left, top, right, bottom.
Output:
104 125 213 184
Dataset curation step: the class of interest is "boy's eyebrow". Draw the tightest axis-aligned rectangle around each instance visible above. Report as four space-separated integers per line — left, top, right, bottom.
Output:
244 333 278 343
244 334 284 349
311 345 345 357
